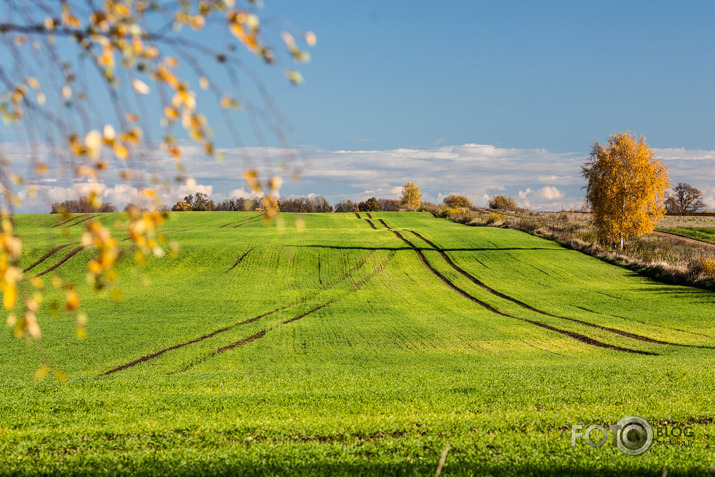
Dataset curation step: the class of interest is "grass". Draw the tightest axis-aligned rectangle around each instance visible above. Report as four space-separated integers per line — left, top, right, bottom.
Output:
0 212 713 475
657 226 715 245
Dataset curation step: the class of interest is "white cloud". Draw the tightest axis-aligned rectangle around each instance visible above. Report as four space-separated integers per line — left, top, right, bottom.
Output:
19 180 216 212
7 141 715 213
226 187 257 199
537 186 564 200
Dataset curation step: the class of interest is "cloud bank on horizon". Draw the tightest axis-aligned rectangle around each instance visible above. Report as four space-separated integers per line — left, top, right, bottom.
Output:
13 143 715 213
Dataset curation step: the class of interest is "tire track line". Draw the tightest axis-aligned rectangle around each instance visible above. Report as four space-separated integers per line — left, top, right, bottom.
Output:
355 212 361 219
221 214 262 228
365 219 377 229
366 213 373 219
226 247 254 273
389 228 656 356
103 253 393 376
318 257 324 288
408 230 708 350
100 306 290 376
169 254 394 374
23 243 78 273
572 305 715 340
62 214 99 228
52 215 86 228
233 215 264 228
25 245 87 280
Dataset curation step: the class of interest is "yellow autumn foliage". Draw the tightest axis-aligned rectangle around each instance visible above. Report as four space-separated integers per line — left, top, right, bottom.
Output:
582 132 670 248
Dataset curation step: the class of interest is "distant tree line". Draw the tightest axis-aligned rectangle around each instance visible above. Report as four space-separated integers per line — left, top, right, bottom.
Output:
50 198 117 214
52 181 531 217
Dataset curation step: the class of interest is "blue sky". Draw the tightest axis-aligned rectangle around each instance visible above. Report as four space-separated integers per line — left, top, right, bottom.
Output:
8 1 715 211
266 0 715 152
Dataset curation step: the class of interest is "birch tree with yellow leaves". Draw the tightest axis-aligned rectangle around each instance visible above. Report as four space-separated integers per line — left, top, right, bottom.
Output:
0 1 314 348
582 132 670 249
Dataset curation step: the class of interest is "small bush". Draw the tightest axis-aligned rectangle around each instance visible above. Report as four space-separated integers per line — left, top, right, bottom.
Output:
488 194 518 211
692 256 715 276
443 194 473 209
486 213 501 225
442 208 462 218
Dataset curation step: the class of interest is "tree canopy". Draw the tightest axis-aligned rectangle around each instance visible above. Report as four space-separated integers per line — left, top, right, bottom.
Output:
582 132 670 249
400 182 421 210
488 195 518 211
665 183 706 214
443 194 472 209
358 197 381 212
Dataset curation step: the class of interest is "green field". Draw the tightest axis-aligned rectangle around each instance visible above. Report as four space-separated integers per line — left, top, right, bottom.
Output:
0 212 713 476
657 226 715 245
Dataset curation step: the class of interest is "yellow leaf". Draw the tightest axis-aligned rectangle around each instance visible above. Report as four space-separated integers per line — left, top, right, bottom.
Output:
3 286 16 310
35 364 50 380
65 291 79 312
113 142 129 160
285 70 303 85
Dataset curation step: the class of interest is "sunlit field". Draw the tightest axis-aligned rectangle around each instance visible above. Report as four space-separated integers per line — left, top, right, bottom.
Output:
0 212 713 475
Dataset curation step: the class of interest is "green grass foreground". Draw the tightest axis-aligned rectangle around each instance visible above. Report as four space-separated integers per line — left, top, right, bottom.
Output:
0 212 713 476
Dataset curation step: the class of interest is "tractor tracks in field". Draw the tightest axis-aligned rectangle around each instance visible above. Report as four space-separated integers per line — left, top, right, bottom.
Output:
226 248 254 273
22 245 87 280
100 306 291 376
62 214 100 228
166 256 391 375
218 213 262 228
397 226 712 352
51 214 99 228
233 215 264 228
385 226 656 355
571 305 715 340
23 243 77 273
100 252 393 377
406 230 705 349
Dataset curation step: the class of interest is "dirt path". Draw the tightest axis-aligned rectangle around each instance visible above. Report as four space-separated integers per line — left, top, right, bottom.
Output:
652 231 715 250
